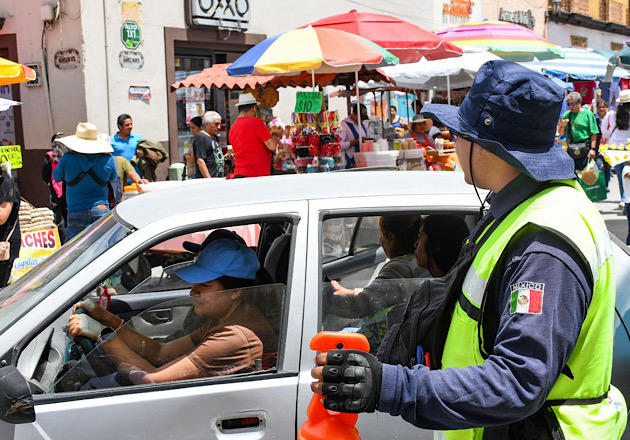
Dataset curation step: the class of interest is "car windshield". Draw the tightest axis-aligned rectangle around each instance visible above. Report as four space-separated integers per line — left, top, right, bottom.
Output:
0 214 130 334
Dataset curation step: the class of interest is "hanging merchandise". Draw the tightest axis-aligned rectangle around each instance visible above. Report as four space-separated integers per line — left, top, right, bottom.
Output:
244 85 279 108
291 110 342 174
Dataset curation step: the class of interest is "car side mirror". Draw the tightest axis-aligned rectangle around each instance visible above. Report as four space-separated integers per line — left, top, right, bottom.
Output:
0 366 35 424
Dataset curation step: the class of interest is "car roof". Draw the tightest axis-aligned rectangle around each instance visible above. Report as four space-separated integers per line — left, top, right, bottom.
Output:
115 171 481 229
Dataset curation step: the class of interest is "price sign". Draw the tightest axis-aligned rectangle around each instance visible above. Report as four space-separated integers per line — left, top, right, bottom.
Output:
295 92 323 113
0 145 22 169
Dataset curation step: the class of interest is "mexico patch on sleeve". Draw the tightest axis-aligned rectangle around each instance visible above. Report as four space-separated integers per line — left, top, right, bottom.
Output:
509 281 544 314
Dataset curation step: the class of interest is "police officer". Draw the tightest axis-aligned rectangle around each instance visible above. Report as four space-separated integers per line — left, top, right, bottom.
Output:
311 60 627 439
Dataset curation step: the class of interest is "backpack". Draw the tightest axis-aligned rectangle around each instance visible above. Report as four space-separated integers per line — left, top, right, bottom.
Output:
376 239 479 369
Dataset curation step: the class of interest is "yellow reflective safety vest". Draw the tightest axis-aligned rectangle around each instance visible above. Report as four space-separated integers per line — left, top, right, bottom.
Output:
440 180 627 439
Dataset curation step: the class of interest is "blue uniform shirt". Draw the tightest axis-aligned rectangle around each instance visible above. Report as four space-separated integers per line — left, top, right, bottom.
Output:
111 132 142 162
379 174 593 429
54 152 118 212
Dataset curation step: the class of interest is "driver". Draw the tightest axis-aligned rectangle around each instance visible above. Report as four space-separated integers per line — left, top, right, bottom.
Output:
68 239 277 384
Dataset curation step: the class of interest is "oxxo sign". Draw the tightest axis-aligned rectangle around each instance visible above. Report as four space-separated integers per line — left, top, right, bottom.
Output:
189 0 251 31
121 20 141 50
294 92 323 114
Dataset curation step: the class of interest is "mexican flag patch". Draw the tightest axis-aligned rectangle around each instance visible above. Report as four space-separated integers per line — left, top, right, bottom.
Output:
509 281 544 314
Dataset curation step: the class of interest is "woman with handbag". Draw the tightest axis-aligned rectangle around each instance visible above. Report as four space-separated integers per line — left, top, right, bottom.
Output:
558 91 599 172
0 168 20 288
602 90 630 209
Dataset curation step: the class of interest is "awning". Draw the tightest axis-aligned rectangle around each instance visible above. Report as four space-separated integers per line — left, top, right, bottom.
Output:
519 47 630 81
170 63 394 91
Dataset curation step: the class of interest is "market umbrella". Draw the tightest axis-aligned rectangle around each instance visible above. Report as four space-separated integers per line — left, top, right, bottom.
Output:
302 9 462 63
436 20 564 62
520 47 630 81
228 26 399 143
382 48 500 95
227 26 398 77
593 46 630 82
0 57 36 85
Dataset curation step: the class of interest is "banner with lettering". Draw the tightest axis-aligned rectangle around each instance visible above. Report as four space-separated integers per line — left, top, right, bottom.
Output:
10 227 61 283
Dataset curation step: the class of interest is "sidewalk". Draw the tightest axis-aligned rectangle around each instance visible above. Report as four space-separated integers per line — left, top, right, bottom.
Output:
594 171 627 244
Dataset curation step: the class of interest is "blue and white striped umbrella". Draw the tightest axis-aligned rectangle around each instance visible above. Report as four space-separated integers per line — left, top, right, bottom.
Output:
520 47 630 81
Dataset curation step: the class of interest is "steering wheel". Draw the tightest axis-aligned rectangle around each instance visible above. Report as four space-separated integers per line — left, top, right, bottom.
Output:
73 308 118 377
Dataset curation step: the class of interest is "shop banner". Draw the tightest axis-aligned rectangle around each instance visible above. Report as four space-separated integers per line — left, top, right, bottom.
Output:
10 227 61 282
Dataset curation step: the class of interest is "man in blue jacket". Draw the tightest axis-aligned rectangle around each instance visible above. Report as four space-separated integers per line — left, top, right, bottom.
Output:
311 61 627 439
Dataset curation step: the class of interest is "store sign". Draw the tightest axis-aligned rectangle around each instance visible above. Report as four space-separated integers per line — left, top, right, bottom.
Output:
190 0 251 31
129 86 151 100
0 145 22 169
443 0 474 18
295 92 323 114
121 20 142 49
498 8 536 30
119 50 144 70
54 49 80 70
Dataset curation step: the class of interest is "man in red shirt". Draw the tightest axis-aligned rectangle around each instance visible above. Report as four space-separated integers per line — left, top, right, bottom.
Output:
228 93 283 178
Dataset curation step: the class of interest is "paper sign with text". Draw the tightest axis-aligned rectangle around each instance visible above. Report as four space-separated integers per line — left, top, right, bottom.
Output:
10 227 61 283
0 145 22 169
295 92 323 113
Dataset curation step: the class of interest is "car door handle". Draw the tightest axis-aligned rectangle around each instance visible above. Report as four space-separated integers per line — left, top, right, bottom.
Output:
145 309 172 324
215 411 268 435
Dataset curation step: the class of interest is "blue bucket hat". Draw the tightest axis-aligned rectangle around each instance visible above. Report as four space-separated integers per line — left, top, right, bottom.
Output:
421 60 575 182
175 239 260 284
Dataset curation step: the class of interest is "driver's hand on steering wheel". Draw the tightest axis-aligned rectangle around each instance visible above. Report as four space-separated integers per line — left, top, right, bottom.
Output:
73 300 109 321
68 313 104 341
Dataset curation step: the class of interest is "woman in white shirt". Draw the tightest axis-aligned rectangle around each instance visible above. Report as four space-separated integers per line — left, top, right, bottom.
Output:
601 90 630 208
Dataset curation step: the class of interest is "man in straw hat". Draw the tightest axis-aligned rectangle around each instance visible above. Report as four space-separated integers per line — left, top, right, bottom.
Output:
228 93 283 178
311 60 626 439
54 122 118 239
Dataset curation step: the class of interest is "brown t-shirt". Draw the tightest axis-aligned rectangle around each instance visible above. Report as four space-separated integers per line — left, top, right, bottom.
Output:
187 300 276 376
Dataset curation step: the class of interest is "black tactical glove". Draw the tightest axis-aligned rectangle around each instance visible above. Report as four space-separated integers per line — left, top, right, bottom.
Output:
321 349 382 413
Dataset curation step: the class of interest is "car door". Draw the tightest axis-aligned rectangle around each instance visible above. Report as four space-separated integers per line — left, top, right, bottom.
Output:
299 194 480 440
6 201 307 440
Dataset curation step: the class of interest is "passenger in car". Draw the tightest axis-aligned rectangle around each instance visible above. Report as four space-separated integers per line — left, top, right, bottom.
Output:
327 214 427 319
328 214 469 319
68 239 277 384
414 215 470 277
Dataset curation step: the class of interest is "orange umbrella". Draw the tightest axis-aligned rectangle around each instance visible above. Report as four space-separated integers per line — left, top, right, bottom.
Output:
0 57 36 85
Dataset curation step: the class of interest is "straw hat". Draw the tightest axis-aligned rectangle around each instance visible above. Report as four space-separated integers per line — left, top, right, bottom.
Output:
618 89 630 104
58 122 114 154
235 92 261 107
408 114 429 130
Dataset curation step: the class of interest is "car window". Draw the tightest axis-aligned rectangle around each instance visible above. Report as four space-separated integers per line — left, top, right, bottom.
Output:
20 218 292 395
105 223 262 295
321 279 422 355
0 215 130 335
53 284 285 392
321 216 382 264
322 217 354 263
353 216 381 256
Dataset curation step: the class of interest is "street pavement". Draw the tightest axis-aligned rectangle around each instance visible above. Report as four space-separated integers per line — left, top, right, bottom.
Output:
595 172 628 244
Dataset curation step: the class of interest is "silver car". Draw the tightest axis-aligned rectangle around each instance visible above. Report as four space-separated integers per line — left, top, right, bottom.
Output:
0 171 627 439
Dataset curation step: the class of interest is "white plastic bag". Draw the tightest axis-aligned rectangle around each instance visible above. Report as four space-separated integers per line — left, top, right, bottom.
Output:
580 158 600 185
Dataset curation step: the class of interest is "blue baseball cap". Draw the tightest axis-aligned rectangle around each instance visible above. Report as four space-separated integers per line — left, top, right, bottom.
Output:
174 239 260 284
421 60 575 182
